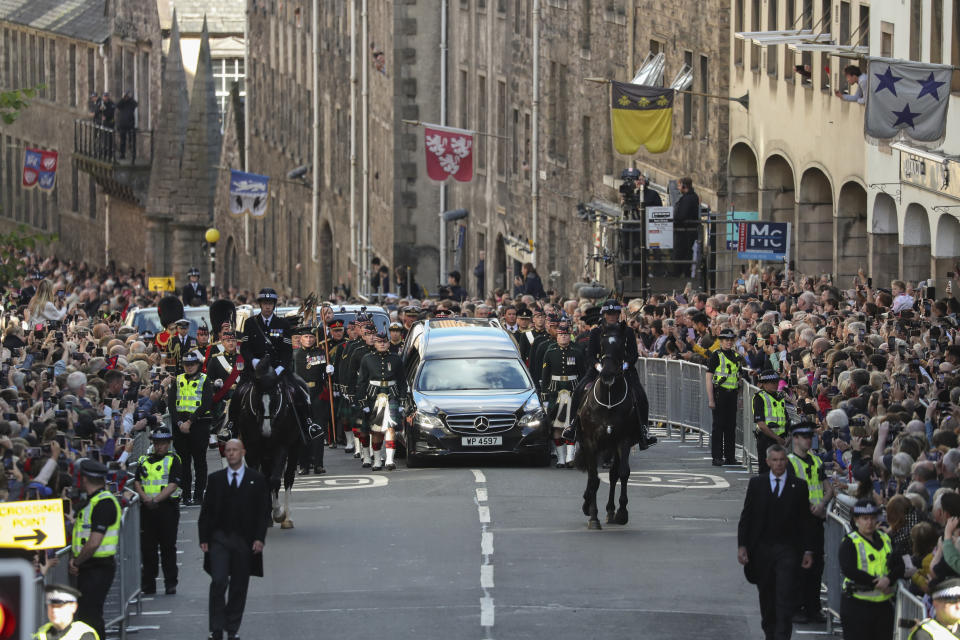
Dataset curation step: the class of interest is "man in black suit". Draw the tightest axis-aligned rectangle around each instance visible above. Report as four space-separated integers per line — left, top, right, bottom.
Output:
199 439 271 640
737 444 815 640
182 267 208 305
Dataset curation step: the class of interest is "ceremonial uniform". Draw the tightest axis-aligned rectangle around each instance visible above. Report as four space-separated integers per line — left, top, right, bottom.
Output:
167 352 215 504
356 343 407 470
530 320 559 392
541 327 586 467
71 461 121 640
134 428 183 594
344 332 377 460
707 331 745 465
333 329 366 456
325 322 350 448
518 326 544 368
294 331 332 474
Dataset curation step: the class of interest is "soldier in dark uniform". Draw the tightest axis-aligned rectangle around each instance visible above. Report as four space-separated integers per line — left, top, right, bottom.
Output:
530 312 561 390
356 330 407 471
541 321 586 467
325 319 350 449
517 307 543 367
294 326 332 475
388 322 405 353
575 306 601 356
706 327 746 466
240 287 322 441
561 300 656 449
204 329 242 443
333 318 365 456
170 319 196 374
344 321 378 465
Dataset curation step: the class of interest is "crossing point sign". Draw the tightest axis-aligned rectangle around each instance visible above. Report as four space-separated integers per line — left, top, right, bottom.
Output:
0 499 66 550
737 222 791 261
148 277 176 292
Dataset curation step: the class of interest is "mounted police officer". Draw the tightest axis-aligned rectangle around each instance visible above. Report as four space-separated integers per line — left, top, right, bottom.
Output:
69 459 122 640
356 329 407 470
753 369 788 475
294 326 333 475
168 349 214 505
706 328 745 466
788 421 833 625
562 300 656 449
240 287 323 442
541 321 586 468
133 426 183 595
35 584 98 640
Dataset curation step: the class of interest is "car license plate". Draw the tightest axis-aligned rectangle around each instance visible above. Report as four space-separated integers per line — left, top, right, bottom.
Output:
462 436 502 447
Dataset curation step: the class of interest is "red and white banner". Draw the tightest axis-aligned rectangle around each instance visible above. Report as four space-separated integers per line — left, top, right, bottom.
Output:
22 148 58 191
424 124 474 183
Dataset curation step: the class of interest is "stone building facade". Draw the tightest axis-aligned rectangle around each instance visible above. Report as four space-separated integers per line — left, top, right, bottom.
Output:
217 0 732 299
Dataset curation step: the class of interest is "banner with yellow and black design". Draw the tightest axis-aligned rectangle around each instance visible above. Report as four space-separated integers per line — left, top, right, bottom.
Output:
610 81 674 154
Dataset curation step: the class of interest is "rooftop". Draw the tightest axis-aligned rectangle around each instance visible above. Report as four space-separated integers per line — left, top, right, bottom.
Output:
0 0 111 43
157 0 244 35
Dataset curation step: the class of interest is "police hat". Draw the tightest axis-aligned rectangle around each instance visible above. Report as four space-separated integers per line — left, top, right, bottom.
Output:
389 322 403 330
187 267 200 277
758 370 780 384
181 350 202 365
256 288 279 302
79 458 108 478
517 308 533 319
931 578 960 601
601 299 622 314
790 421 817 436
717 328 736 340
557 322 572 334
174 318 190 328
851 499 882 517
45 584 81 604
150 426 174 441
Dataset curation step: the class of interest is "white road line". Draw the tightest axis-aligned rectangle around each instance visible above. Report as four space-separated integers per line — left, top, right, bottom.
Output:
478 505 491 523
480 596 495 627
472 469 486 483
480 564 495 588
481 531 494 555
140 610 172 616
476 487 488 503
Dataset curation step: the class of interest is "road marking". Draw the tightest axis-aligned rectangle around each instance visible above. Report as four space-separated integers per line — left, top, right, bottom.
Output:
140 610 172 615
599 470 730 489
292 475 388 492
473 469 494 636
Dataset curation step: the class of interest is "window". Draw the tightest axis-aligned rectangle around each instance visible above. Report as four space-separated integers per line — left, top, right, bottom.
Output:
858 5 869 46
478 0 486 10
2 30 9 88
459 69 468 129
477 74 486 171
802 0 813 28
580 0 591 50
767 0 778 76
683 50 693 135
750 0 761 71
699 55 709 136
47 39 55 103
71 161 78 212
69 45 77 108
213 58 246 122
910 0 922 61
524 112 531 179
28 34 35 87
496 80 506 178
881 21 894 58
649 39 661 56
514 0 523 33
734 0 744 65
512 108 519 174
38 39 44 99
580 115 591 190
931 0 944 64
953 1 960 91
784 0 795 80
86 47 93 102
839 1 850 44
88 175 96 219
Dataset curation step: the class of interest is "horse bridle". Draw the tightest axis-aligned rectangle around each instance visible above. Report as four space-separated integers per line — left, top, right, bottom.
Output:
593 374 628 410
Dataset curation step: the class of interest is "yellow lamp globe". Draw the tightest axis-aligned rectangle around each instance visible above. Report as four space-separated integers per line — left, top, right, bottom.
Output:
205 228 220 244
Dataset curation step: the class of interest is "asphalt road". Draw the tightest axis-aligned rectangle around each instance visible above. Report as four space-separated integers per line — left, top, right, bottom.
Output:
123 430 765 640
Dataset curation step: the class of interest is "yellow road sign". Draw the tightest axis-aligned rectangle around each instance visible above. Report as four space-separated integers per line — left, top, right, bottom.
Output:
0 499 67 550
148 276 176 292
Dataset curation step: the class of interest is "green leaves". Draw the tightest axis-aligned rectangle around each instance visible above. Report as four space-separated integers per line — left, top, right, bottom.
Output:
0 226 57 288
0 85 42 125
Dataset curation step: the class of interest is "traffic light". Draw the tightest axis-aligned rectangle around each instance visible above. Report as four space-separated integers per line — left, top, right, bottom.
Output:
0 558 35 640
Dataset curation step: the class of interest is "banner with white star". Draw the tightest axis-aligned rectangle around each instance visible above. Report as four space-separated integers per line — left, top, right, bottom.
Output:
864 57 952 143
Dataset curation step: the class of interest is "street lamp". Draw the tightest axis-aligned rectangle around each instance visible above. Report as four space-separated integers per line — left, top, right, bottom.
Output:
205 228 220 295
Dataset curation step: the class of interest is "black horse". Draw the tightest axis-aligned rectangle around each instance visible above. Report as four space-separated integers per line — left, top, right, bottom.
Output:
574 326 649 530
229 356 303 529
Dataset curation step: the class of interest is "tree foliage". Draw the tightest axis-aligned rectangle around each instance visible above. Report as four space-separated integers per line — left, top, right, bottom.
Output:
0 86 39 125
0 225 58 289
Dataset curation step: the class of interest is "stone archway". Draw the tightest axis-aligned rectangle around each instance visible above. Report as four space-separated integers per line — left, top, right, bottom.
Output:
870 193 898 287
797 167 833 278
761 155 795 268
901 203 931 283
729 143 759 213
835 182 868 283
934 214 960 289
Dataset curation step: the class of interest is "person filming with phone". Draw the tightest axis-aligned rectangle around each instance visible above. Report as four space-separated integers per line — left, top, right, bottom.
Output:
27 279 69 329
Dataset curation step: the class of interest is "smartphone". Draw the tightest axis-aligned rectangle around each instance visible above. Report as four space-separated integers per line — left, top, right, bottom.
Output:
867 277 873 288
117 437 131 447
888 336 896 350
56 289 65 298
2 413 15 421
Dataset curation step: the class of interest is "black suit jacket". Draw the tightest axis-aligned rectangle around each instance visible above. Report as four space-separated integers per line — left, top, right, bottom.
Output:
240 314 293 371
181 282 207 305
198 466 271 577
737 473 814 582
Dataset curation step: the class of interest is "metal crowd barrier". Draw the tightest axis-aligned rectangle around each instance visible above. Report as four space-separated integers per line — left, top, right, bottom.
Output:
31 498 141 638
824 500 853 633
894 581 929 640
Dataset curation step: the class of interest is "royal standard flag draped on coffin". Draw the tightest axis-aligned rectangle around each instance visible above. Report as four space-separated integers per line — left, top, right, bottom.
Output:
610 81 674 154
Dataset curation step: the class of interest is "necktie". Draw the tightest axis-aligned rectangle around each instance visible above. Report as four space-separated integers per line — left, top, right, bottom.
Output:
231 471 238 489
773 476 780 497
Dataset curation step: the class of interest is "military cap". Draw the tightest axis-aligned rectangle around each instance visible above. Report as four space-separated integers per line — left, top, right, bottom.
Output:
174 319 190 328
293 325 314 336
717 328 736 340
79 458 108 478
256 288 279 302
517 308 533 319
362 324 377 335
403 306 421 316
196 324 209 335
45 584 81 604
150 426 174 440
220 329 237 338
328 319 345 329
389 322 403 330
374 329 389 341
546 313 561 323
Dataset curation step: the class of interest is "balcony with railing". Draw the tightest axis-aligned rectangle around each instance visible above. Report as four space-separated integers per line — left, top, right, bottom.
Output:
73 119 153 204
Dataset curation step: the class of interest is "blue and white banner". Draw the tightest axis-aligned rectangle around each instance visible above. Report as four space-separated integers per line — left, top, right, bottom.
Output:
864 58 952 143
229 169 269 217
737 221 790 261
